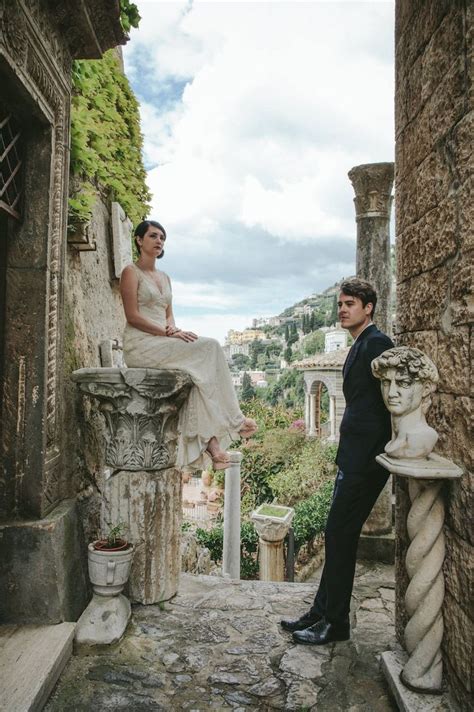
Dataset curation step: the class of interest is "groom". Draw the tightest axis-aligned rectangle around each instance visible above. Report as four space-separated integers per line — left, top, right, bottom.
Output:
281 278 393 644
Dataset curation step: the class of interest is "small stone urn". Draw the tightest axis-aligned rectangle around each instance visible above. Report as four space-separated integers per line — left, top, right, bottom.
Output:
87 542 134 597
251 504 294 582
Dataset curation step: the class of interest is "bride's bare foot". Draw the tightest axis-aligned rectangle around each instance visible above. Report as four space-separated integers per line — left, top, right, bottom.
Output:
238 417 258 439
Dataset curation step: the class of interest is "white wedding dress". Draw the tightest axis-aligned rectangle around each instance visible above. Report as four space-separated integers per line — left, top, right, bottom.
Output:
123 264 245 469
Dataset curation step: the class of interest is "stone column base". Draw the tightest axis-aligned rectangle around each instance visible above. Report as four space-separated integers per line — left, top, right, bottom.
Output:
0 499 89 624
380 650 450 711
103 467 182 604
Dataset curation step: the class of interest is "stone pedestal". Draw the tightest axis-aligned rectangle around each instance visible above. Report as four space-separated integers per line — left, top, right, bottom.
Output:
251 505 294 582
72 368 193 605
75 594 131 648
377 453 462 693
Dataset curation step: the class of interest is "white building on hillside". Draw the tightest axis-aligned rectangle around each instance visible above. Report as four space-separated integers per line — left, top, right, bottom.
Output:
325 326 348 353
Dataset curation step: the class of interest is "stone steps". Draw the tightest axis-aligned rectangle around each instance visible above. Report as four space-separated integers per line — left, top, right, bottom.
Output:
0 623 75 712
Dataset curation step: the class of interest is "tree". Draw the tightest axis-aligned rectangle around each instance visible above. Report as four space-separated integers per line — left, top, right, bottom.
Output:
303 330 325 356
249 339 265 369
284 345 293 362
241 372 255 401
231 353 250 370
329 295 338 326
284 323 290 343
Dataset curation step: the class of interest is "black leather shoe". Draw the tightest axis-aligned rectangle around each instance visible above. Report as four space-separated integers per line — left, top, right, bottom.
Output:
292 618 350 645
280 611 322 632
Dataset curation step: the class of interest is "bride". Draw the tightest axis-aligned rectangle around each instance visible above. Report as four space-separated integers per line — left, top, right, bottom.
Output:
120 220 257 470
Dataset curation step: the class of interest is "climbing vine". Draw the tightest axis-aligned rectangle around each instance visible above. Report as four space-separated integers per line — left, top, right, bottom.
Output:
119 0 141 34
69 45 150 230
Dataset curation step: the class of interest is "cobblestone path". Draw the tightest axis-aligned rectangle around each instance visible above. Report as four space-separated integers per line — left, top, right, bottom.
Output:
45 562 398 711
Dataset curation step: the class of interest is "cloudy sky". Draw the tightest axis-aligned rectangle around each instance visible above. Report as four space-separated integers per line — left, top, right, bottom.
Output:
123 0 395 343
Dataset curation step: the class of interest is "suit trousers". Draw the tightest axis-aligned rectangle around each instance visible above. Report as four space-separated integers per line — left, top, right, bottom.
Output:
310 466 390 625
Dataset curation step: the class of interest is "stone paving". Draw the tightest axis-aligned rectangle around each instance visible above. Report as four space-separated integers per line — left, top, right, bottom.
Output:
45 562 398 711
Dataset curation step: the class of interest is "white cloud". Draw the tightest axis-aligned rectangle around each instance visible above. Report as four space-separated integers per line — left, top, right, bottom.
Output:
124 1 395 340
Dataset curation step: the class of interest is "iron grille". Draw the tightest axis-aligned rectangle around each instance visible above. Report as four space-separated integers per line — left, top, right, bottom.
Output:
0 108 22 220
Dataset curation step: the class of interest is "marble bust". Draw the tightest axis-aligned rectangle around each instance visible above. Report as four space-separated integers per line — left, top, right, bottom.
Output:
371 347 439 460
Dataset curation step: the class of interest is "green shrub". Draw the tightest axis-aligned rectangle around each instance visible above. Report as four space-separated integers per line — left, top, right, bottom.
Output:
292 479 334 550
195 521 259 580
240 428 305 513
240 399 303 440
268 438 337 506
195 525 224 563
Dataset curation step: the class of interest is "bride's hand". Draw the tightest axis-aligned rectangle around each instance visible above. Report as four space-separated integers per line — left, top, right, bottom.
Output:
169 329 198 342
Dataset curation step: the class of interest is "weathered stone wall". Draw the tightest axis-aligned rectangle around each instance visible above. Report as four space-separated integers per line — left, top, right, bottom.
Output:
395 1 472 708
62 194 126 539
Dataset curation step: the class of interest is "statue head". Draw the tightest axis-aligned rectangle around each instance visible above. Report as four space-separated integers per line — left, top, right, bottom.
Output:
372 347 439 417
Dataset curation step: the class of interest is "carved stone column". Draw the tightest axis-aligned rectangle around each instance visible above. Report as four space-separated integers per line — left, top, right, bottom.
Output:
348 161 394 336
308 393 317 437
350 163 395 539
72 367 193 604
304 392 311 434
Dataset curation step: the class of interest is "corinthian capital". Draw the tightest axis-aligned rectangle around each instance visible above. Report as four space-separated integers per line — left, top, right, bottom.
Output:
72 368 193 471
348 162 394 219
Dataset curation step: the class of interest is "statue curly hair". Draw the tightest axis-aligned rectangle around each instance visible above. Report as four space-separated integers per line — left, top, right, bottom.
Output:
372 347 438 414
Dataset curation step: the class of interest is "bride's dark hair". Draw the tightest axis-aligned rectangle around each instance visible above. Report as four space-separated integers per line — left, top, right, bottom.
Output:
134 220 166 259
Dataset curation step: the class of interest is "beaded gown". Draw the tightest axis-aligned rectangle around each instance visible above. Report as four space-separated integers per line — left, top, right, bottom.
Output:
123 264 245 470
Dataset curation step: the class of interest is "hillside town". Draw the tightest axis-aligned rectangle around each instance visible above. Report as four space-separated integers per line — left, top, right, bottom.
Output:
223 283 349 404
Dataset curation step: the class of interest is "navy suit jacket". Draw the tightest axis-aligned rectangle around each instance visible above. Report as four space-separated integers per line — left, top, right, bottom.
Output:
336 324 394 474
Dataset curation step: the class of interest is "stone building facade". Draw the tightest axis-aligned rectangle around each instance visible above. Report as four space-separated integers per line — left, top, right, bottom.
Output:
0 0 127 623
394 2 472 708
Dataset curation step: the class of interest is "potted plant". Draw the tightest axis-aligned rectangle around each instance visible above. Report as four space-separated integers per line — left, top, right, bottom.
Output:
88 521 134 597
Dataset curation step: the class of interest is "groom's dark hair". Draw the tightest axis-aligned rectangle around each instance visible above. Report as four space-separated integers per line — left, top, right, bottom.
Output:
340 278 377 317
134 220 167 258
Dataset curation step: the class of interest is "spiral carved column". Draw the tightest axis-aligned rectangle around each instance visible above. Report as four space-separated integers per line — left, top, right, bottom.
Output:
403 479 445 691
377 453 462 694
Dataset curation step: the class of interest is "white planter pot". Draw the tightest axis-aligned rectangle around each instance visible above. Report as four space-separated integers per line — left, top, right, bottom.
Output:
88 543 134 597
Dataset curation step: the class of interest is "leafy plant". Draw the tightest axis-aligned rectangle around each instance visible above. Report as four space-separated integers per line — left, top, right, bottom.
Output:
268 438 337 507
292 479 334 551
195 521 259 580
239 428 305 513
119 0 141 33
94 521 129 549
69 50 151 230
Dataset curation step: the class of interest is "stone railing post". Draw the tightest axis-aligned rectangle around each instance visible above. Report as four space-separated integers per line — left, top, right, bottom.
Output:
72 367 193 605
251 505 294 582
222 451 242 580
371 347 463 696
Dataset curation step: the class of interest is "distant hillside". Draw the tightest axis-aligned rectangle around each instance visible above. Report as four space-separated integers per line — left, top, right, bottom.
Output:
279 279 350 320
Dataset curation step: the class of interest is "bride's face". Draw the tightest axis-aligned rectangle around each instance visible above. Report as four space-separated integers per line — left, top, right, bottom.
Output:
140 225 166 258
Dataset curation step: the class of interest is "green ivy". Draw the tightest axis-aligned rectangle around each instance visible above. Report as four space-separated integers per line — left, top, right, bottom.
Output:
69 49 151 230
119 0 141 33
